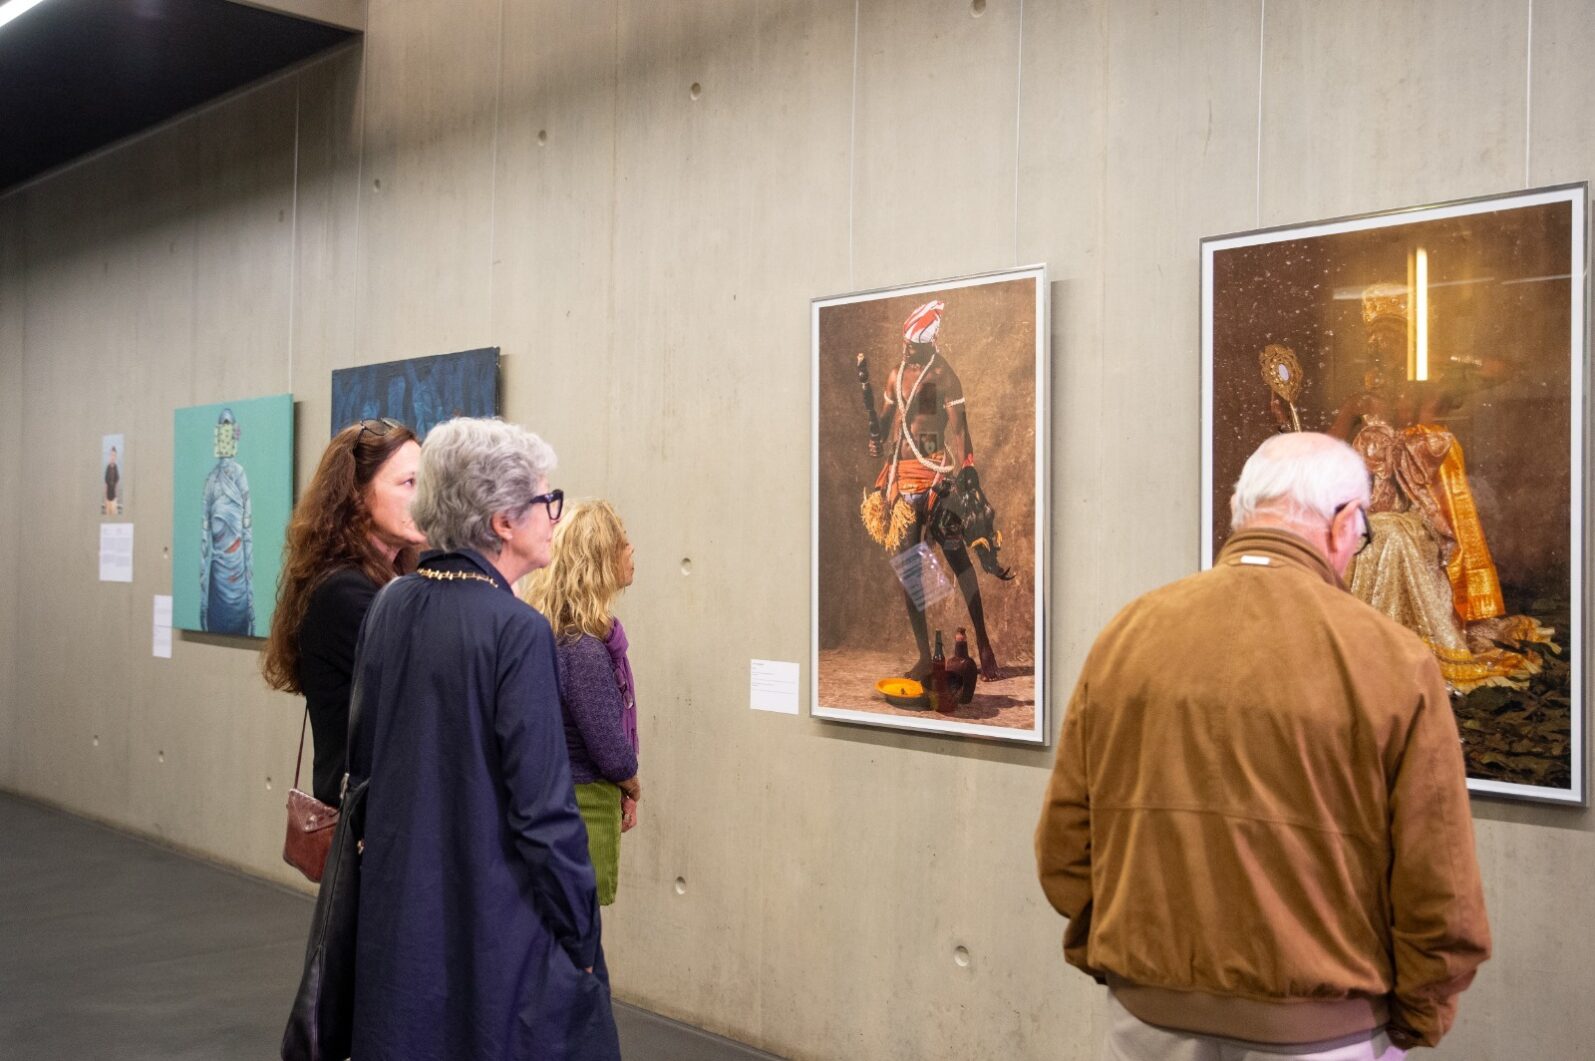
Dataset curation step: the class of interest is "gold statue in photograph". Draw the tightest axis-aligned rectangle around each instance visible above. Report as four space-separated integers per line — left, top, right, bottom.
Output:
1326 282 1554 691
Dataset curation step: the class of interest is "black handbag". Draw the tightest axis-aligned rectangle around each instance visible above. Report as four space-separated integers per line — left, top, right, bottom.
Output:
280 772 367 1061
282 618 381 1061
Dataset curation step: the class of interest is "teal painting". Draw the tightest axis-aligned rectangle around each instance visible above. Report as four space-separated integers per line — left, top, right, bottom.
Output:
172 394 293 637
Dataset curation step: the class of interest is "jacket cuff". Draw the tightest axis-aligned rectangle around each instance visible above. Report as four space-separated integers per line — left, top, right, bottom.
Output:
601 754 639 786
564 930 600 970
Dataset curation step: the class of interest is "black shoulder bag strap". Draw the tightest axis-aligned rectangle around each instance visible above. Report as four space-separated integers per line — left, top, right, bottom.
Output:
281 579 394 1061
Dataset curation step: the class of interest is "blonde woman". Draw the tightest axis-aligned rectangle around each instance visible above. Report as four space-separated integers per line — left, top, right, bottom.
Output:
523 500 640 906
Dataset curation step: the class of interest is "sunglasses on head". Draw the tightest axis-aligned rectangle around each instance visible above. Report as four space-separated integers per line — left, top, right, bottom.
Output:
358 417 405 438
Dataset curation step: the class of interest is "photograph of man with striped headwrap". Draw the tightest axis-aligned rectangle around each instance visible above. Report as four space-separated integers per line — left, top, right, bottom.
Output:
812 267 1048 744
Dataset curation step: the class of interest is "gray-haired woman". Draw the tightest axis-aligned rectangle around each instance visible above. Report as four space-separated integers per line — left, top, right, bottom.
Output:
345 418 620 1061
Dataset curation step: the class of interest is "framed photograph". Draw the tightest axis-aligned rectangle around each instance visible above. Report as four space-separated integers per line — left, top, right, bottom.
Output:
811 266 1048 743
171 394 294 639
330 347 500 438
1201 184 1587 804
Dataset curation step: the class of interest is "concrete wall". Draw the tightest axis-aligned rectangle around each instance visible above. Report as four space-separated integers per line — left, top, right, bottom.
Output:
0 2 1588 1057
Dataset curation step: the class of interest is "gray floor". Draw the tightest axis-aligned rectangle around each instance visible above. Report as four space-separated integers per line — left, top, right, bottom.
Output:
0 792 779 1060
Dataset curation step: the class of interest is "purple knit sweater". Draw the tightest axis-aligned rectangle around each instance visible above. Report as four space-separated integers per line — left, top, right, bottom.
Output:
554 634 639 786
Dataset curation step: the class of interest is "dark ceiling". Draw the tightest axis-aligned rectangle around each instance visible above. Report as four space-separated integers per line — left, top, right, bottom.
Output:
0 0 356 192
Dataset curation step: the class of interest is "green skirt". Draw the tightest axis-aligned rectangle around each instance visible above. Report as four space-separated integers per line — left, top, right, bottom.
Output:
574 781 621 906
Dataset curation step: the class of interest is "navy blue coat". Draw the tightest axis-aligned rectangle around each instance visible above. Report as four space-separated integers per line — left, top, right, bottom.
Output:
348 549 620 1061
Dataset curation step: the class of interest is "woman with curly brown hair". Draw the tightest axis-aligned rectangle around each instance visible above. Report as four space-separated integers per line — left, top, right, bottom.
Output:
262 417 426 805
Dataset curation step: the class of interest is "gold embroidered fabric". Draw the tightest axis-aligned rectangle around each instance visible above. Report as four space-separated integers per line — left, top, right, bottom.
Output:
1347 512 1536 691
1417 426 1507 622
1352 419 1505 621
1348 418 1551 692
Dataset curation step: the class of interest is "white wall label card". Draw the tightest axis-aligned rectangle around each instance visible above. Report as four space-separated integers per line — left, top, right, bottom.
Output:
152 595 173 659
99 523 134 582
750 659 800 715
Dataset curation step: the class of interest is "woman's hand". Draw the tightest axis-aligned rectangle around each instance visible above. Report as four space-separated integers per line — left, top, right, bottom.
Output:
617 776 641 803
621 796 638 833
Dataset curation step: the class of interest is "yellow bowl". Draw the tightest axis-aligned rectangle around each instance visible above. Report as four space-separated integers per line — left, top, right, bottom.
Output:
875 677 929 708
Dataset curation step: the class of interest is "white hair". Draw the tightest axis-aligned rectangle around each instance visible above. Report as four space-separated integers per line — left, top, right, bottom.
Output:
411 418 557 554
1229 432 1370 530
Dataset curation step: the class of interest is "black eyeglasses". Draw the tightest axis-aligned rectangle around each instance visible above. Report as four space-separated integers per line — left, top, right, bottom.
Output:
358 417 405 440
527 488 564 522
1334 501 1372 557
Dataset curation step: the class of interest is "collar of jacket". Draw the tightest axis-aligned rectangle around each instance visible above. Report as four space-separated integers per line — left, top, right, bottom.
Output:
1215 527 1344 590
417 548 513 594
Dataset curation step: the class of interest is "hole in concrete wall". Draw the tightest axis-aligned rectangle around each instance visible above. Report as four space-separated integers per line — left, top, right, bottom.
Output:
680 558 692 575
372 178 382 192
689 82 702 101
537 130 548 146
673 877 687 895
157 751 165 764
970 0 986 15
92 735 99 747
265 776 273 791
161 546 170 560
953 945 971 967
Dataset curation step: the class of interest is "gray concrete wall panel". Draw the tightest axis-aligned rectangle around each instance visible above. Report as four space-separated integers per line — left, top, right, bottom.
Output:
0 1 1589 1058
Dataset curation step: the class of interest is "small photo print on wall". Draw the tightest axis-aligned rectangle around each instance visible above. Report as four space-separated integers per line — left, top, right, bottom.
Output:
1201 183 1587 804
812 266 1048 743
171 394 293 639
100 433 125 516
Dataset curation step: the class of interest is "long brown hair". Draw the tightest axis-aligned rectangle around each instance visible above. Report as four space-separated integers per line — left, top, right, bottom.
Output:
262 420 420 693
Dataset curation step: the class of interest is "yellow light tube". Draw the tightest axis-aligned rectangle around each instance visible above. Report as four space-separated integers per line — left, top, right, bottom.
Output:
1415 248 1429 382
1406 253 1417 380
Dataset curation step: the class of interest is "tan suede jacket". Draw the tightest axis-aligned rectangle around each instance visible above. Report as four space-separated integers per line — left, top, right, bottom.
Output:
1035 529 1490 1050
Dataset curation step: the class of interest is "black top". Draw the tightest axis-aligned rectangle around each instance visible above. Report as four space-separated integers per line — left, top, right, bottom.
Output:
297 567 379 805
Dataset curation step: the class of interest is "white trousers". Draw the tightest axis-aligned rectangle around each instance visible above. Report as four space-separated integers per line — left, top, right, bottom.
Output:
1103 994 1408 1061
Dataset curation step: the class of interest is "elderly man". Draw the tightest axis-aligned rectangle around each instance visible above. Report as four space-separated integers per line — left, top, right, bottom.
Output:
1035 432 1489 1060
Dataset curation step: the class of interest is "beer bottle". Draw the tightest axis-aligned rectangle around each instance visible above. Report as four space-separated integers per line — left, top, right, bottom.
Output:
931 630 951 712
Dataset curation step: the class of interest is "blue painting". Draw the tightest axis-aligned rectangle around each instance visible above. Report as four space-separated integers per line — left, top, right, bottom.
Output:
330 348 500 438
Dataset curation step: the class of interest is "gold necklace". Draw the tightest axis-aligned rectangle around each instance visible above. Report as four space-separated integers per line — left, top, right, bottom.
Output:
418 568 499 587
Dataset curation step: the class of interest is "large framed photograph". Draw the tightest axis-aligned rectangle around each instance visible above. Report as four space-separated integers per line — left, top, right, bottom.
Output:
811 266 1048 743
1201 184 1587 804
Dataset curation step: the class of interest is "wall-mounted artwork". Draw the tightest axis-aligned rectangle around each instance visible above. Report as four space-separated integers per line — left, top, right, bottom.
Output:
100 433 125 516
1201 184 1587 804
330 347 500 437
171 394 293 638
812 266 1048 743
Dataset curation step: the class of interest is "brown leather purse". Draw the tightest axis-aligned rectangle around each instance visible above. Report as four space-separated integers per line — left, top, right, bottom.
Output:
283 709 339 883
